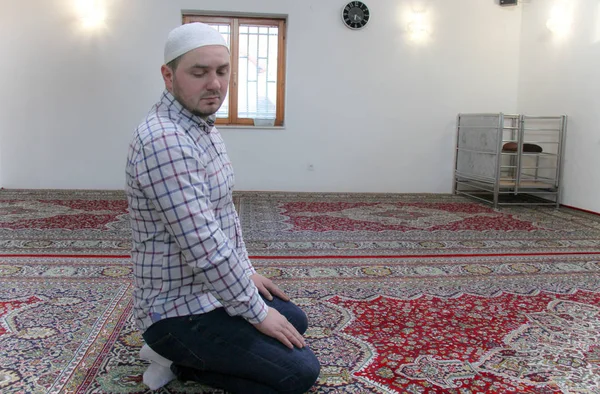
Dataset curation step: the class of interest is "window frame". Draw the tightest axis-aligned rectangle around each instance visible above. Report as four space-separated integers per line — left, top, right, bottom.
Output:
182 14 287 127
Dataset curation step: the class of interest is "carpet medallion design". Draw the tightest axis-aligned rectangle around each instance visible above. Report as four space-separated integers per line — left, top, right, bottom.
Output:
236 193 600 256
0 189 599 393
1 190 600 256
0 200 128 230
327 292 600 393
278 201 539 231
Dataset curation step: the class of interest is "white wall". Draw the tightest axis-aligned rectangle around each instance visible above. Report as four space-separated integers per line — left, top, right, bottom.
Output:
518 0 600 212
0 0 522 192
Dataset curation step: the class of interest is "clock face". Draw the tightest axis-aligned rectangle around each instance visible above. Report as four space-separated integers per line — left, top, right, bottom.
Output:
342 1 370 30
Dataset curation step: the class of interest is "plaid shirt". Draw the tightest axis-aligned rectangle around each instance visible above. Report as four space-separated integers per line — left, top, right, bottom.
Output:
125 90 267 332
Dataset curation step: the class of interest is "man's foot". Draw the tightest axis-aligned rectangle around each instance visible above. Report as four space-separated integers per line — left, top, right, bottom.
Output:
143 362 176 390
140 344 172 367
140 344 176 389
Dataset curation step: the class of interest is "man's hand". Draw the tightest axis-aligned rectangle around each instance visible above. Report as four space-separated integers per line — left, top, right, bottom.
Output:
253 307 306 349
250 273 290 302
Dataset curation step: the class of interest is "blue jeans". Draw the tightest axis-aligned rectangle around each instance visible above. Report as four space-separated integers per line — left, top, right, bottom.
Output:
142 296 320 394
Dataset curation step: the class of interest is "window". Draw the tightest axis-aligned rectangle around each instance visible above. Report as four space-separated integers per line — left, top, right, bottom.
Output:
182 15 287 127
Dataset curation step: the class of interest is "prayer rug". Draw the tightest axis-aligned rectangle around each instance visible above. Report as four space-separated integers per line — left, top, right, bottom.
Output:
1 189 599 393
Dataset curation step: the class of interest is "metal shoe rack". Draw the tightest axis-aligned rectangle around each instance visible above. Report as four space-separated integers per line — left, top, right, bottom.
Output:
453 113 567 208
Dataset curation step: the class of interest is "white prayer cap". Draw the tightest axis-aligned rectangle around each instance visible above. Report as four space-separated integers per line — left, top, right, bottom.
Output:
164 22 229 64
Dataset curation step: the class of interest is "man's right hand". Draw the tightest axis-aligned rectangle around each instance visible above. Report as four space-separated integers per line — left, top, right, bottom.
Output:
253 307 306 349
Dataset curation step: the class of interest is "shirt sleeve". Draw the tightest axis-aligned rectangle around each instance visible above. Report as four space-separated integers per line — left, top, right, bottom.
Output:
233 208 256 276
134 128 267 324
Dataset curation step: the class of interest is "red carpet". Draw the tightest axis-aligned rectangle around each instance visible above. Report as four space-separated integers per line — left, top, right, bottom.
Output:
328 292 600 393
0 190 599 393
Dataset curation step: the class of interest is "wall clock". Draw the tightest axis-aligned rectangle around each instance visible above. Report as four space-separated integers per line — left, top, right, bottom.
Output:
342 1 370 30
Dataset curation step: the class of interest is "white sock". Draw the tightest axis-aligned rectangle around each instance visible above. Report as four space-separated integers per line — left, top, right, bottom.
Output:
143 362 176 390
140 344 176 390
140 344 173 367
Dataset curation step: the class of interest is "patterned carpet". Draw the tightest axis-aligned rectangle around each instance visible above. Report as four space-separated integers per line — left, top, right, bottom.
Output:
1 190 600 393
235 192 600 257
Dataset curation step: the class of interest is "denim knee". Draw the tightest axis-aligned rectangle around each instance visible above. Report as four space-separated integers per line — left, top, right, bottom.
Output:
277 351 321 394
293 308 309 334
269 297 309 335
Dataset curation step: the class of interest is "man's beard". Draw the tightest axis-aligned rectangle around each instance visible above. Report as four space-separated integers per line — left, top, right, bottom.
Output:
172 81 221 119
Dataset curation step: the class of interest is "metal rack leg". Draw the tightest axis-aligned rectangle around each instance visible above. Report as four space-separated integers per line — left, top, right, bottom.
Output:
493 114 504 210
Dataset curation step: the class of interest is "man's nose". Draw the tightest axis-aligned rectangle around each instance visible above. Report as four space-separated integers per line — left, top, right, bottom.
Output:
206 73 221 91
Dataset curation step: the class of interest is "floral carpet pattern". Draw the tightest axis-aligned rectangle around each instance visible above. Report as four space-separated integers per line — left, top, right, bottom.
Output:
235 192 600 256
1 189 600 393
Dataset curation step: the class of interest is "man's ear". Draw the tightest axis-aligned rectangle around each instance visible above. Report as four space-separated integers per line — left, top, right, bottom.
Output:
161 65 174 92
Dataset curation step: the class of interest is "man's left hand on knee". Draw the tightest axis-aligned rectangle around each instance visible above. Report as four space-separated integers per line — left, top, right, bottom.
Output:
250 273 290 302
